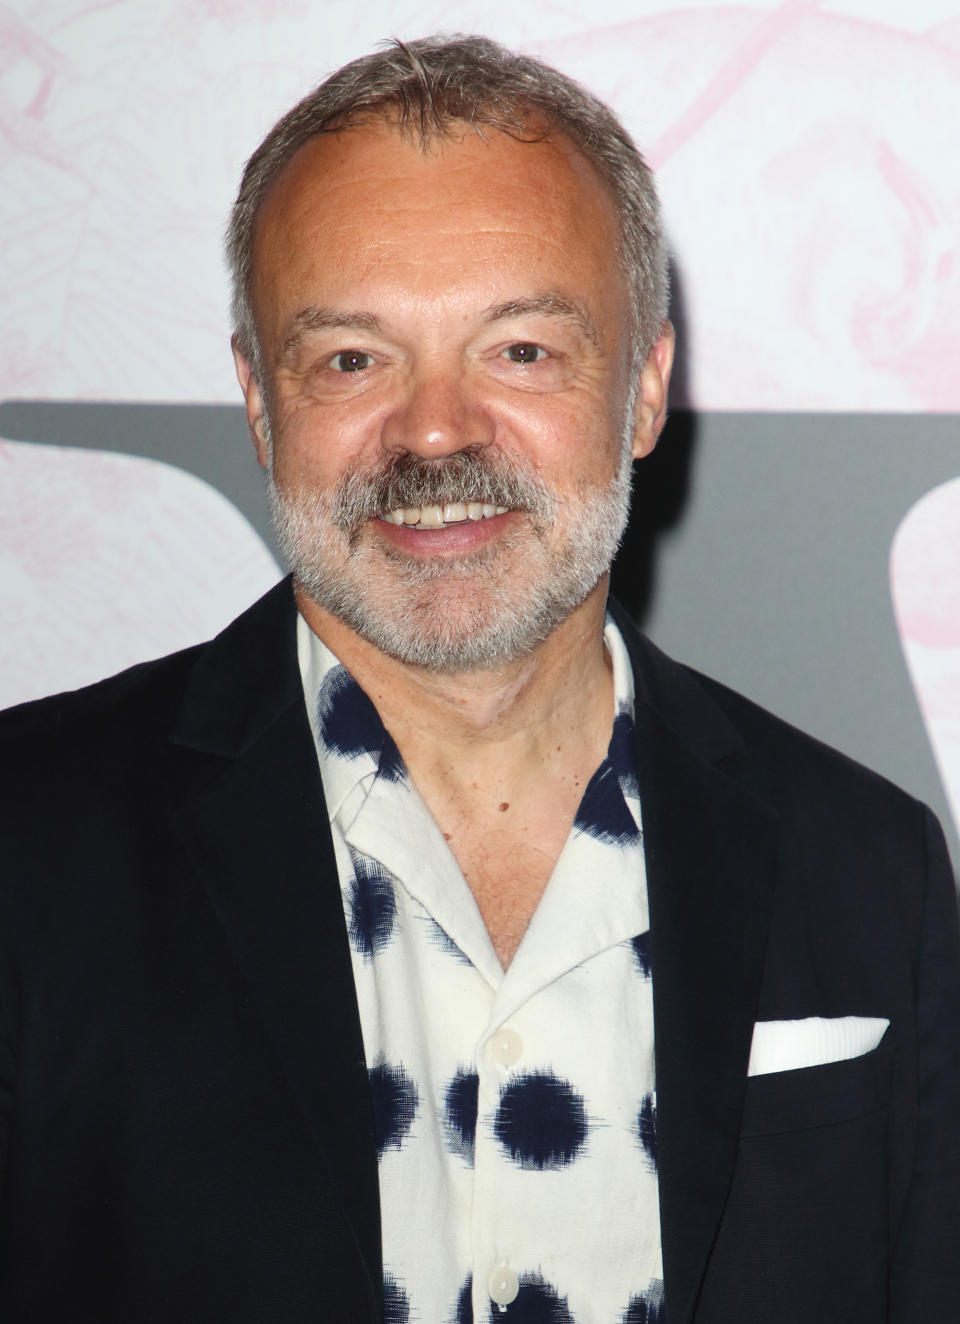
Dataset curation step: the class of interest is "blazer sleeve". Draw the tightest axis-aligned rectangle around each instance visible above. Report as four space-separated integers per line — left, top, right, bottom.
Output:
0 961 13 1198
890 807 960 1322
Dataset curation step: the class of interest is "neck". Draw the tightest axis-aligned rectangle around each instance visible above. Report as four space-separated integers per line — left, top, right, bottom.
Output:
295 579 615 793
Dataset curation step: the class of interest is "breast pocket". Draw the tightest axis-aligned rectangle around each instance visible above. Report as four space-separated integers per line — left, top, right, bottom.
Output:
695 1041 895 1324
740 1034 893 1137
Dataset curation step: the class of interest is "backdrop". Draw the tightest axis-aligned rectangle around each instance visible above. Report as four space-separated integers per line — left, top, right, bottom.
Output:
2 0 958 866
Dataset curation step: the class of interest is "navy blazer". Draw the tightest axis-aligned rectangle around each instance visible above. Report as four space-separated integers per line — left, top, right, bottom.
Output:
0 579 958 1323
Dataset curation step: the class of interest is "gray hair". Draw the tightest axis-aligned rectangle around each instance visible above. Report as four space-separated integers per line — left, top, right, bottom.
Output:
225 33 669 381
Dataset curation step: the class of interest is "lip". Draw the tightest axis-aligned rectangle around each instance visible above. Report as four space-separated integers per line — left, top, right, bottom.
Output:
372 510 517 555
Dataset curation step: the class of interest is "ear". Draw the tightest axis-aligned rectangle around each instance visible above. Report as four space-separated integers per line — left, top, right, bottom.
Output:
630 322 675 461
232 338 272 468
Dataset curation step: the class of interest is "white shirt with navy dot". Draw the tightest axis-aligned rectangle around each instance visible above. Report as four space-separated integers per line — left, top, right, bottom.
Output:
299 615 664 1324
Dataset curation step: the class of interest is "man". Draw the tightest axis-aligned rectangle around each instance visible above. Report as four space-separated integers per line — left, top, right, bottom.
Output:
0 34 958 1324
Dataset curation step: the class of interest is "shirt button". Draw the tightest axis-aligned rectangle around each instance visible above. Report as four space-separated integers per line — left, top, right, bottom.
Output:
488 1264 520 1307
488 1026 524 1067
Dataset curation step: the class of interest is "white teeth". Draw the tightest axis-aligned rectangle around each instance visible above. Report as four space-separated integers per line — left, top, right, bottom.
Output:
383 502 510 527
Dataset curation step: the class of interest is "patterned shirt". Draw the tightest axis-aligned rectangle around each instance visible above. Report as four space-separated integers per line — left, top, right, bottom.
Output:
298 615 664 1324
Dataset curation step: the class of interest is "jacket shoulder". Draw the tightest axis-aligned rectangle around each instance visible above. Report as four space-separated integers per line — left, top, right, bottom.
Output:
0 645 203 765
0 578 296 772
611 601 935 837
694 661 920 808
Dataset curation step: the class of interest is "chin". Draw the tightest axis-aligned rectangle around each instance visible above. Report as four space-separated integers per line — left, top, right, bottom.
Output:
298 547 603 672
270 464 629 672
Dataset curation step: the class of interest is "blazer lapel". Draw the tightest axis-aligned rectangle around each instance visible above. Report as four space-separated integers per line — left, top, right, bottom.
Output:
617 611 780 1324
167 580 382 1319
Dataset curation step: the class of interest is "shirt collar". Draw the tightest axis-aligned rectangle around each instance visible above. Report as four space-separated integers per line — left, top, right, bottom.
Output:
297 609 638 827
297 616 406 825
299 613 646 995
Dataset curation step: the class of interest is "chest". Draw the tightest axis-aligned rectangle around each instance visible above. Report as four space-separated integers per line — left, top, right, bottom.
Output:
432 786 585 967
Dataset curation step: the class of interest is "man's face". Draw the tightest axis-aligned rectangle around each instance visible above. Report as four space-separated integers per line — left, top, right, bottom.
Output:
236 119 671 671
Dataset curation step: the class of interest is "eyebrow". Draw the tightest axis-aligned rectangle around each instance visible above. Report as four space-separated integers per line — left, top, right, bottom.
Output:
277 292 601 359
483 293 601 347
279 306 383 360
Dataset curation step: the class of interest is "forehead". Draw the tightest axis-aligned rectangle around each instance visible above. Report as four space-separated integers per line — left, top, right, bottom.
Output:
250 118 626 336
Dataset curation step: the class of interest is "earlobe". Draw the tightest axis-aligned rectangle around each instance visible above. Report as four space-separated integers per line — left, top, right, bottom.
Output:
631 322 675 461
232 339 272 468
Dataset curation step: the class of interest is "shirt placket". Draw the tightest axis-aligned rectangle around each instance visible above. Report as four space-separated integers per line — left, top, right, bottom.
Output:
472 989 539 1320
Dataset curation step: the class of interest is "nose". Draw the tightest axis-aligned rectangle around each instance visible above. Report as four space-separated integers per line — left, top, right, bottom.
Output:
381 364 494 458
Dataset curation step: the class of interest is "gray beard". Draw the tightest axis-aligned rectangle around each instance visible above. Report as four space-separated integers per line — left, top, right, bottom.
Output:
268 446 633 673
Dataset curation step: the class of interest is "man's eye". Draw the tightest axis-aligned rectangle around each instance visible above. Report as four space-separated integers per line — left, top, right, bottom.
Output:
330 349 372 372
504 342 546 364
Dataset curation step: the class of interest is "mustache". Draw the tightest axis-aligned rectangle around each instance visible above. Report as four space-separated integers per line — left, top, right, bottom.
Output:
329 447 556 532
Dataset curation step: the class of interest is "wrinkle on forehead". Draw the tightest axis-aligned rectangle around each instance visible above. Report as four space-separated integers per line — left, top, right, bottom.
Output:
250 119 630 365
255 117 619 262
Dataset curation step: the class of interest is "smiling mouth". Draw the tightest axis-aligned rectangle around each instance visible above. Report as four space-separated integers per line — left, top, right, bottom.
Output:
381 501 509 530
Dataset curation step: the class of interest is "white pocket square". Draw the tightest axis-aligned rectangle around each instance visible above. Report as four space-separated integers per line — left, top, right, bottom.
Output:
747 1016 890 1077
